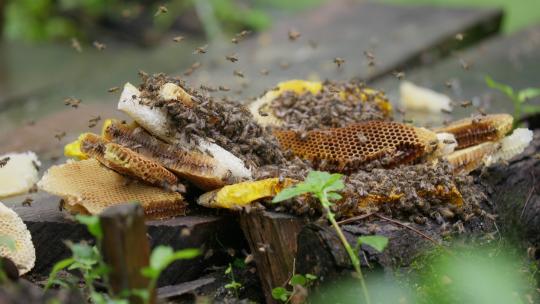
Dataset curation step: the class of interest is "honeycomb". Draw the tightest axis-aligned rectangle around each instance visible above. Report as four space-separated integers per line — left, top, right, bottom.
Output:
274 121 438 172
446 142 497 174
198 178 297 209
0 202 35 275
433 114 512 149
79 133 179 188
37 159 185 219
103 121 229 190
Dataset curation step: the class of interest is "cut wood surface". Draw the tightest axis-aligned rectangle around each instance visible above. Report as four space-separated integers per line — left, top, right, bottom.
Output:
99 203 153 304
239 211 306 304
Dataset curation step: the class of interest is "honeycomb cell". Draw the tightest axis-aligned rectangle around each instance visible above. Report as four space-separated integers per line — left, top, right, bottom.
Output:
79 133 179 187
274 121 438 172
433 114 512 149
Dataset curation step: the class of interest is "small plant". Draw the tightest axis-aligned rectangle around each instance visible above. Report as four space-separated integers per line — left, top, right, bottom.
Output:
273 171 389 304
485 76 540 128
45 214 199 304
272 273 317 303
224 262 243 298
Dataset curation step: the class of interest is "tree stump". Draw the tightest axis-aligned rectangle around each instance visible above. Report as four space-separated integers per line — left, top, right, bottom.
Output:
99 203 153 304
239 211 305 303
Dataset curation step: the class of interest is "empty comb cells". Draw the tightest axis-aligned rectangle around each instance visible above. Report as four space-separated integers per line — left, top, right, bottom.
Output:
274 121 438 172
38 159 186 219
103 121 230 190
79 133 179 187
433 114 513 149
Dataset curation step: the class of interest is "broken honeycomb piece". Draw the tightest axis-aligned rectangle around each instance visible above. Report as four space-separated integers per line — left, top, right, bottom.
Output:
445 142 497 174
274 121 438 172
0 151 41 199
198 178 297 209
79 133 179 187
38 159 185 219
0 202 35 275
103 121 230 190
433 114 512 149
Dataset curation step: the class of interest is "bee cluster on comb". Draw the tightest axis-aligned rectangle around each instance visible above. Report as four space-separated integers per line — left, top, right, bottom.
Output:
37 73 532 228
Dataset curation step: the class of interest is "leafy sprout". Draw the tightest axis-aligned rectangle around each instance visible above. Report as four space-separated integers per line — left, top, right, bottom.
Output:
273 171 389 304
486 76 540 128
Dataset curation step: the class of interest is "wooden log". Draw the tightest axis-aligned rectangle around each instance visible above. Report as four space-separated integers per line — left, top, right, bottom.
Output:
239 211 305 304
99 203 153 304
4 196 244 286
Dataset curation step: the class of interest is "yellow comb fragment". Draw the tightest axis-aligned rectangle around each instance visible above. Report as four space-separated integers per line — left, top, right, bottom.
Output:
198 178 297 209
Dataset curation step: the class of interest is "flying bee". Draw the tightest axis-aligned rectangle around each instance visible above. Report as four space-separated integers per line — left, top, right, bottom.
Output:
455 33 464 41
279 61 290 70
71 38 82 53
193 44 208 54
154 5 168 16
21 197 33 207
445 80 453 88
200 84 217 92
64 97 81 108
218 85 230 91
392 70 405 79
108 86 120 93
225 53 239 62
260 68 270 76
93 41 106 51
233 70 244 78
460 100 472 108
459 58 471 70
477 107 487 116
0 157 10 168
54 131 66 141
441 108 453 114
88 115 101 128
364 51 376 66
333 57 345 68
288 29 301 41
231 37 239 44
172 36 184 43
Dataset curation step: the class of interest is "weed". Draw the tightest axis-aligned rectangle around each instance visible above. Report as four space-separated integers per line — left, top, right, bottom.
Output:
273 171 389 304
224 263 243 298
272 273 317 303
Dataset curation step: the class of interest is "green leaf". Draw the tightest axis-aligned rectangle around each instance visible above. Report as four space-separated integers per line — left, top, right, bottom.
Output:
75 215 103 240
518 88 540 102
522 104 540 114
357 235 389 253
271 287 291 302
305 273 317 281
485 76 515 99
45 257 75 289
272 185 310 203
225 263 233 275
290 274 307 286
69 243 99 267
144 246 200 279
326 192 342 202
0 235 16 252
225 281 242 289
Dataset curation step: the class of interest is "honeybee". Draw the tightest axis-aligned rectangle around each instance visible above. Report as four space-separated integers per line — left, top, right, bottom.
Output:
71 38 82 53
193 44 208 54
172 36 184 43
288 29 301 41
154 5 168 16
233 70 244 78
0 157 10 168
93 41 106 51
225 54 239 62
108 86 120 93
333 57 345 68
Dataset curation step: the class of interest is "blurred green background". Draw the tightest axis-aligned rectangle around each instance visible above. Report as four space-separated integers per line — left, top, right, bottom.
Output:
2 0 539 45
